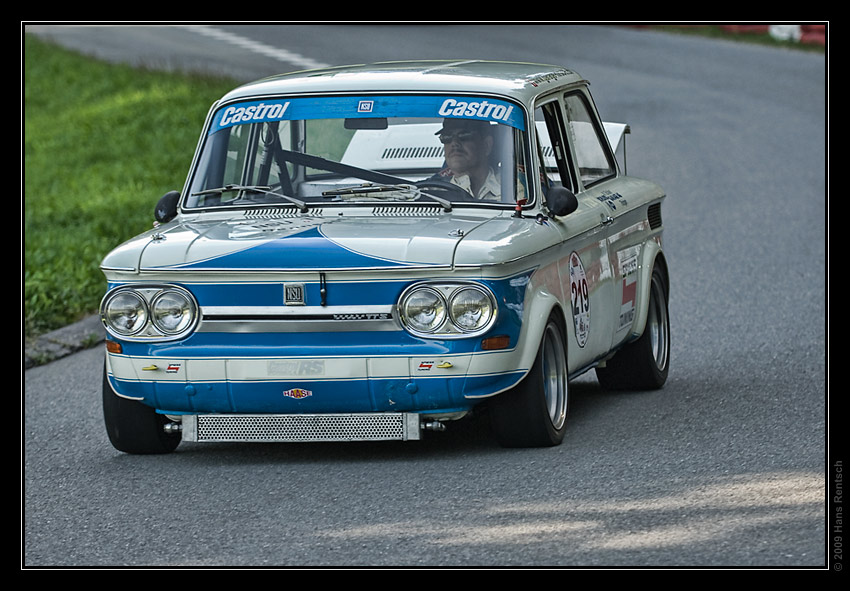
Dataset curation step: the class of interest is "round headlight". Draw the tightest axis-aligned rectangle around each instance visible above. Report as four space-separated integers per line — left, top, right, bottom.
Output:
151 290 196 334
401 288 446 333
449 287 494 332
103 291 148 336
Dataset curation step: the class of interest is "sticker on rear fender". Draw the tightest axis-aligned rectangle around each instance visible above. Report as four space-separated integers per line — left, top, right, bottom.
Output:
617 246 640 331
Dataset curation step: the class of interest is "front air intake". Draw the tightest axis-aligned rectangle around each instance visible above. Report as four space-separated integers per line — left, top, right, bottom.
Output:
181 413 422 442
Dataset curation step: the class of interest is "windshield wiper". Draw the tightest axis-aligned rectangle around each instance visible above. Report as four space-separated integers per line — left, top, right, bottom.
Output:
322 183 452 212
191 184 308 212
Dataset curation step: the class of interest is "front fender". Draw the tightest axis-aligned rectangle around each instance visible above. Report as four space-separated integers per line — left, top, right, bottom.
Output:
463 261 565 399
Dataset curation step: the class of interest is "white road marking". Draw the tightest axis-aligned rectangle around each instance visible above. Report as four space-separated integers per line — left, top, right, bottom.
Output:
179 25 330 70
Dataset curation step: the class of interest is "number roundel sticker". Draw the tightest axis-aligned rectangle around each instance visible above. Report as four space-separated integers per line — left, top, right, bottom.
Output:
569 251 590 348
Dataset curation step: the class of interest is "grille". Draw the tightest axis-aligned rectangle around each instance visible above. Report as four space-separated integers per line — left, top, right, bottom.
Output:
371 206 442 217
184 413 421 442
243 208 323 218
648 203 663 229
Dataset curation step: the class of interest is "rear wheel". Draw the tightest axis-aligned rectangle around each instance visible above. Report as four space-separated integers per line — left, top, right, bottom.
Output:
102 364 181 454
596 265 670 390
490 315 569 447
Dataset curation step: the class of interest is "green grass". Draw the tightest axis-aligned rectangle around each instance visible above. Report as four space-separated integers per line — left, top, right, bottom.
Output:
23 35 237 338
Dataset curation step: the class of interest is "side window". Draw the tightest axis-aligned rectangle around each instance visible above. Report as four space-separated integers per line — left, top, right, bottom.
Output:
563 93 616 187
535 102 577 193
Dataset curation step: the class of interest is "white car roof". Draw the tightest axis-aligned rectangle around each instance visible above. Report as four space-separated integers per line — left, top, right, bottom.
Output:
218 60 588 107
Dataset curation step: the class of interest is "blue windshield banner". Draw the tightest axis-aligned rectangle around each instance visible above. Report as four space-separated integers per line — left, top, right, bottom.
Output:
209 95 525 134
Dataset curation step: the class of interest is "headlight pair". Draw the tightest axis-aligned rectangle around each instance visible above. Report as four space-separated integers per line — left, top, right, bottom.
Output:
398 283 497 338
101 285 198 341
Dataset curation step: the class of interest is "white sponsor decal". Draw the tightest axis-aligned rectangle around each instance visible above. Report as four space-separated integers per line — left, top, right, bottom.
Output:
220 101 290 126
269 360 325 376
437 98 514 123
616 246 640 331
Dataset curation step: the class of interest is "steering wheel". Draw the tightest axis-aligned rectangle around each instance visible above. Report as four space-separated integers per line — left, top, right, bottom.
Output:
414 179 475 202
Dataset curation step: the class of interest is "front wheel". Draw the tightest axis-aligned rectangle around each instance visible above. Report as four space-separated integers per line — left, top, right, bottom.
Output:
596 264 670 390
489 315 569 447
102 364 181 454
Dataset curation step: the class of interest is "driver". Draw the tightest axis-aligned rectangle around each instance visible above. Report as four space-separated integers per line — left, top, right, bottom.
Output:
433 118 504 201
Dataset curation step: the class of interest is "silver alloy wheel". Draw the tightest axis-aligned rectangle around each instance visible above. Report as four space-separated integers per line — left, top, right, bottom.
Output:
647 276 669 371
541 323 568 430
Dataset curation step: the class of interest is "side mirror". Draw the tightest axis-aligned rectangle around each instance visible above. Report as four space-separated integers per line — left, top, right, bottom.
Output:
546 186 578 218
154 191 180 223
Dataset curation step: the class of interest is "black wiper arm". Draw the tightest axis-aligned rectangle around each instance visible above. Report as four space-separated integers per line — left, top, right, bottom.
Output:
191 184 308 213
416 188 453 212
322 183 413 197
191 184 270 196
322 183 452 212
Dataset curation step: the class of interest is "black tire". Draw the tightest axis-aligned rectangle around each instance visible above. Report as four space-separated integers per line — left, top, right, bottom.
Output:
596 264 670 391
489 315 569 447
102 364 181 454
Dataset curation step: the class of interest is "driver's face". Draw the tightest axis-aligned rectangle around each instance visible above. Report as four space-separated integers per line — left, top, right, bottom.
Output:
441 129 492 174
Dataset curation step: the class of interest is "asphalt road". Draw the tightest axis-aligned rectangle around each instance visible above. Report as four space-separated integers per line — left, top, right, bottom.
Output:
23 24 829 568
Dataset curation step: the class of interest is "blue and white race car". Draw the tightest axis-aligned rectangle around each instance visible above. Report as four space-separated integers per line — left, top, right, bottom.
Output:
100 60 669 453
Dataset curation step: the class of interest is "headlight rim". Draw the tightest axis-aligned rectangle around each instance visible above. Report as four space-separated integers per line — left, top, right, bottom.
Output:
100 284 199 342
447 284 496 333
101 289 149 337
398 285 447 334
150 288 198 335
398 281 498 338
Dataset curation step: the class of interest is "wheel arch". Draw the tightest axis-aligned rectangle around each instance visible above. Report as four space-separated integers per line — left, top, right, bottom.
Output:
514 286 569 373
631 242 668 341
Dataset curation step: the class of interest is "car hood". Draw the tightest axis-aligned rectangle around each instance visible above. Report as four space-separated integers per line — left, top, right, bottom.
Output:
101 211 553 273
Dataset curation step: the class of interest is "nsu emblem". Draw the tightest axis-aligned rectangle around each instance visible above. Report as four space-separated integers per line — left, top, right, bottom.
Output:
284 283 305 306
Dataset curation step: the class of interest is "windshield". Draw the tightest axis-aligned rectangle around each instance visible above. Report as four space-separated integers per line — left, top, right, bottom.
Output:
184 95 532 211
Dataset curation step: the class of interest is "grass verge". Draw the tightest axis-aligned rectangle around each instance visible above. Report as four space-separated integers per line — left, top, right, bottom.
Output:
23 34 236 339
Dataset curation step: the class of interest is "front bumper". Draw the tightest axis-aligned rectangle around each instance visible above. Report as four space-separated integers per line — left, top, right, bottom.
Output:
103 271 533 419
105 341 527 416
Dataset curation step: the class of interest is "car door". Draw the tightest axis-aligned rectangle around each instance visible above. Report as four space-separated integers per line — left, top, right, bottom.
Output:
560 90 647 352
534 96 616 370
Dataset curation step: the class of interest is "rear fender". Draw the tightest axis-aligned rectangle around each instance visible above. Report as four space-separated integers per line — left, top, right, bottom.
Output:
630 240 667 340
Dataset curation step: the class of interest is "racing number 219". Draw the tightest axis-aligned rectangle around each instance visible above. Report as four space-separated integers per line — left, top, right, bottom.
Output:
568 251 590 347
571 276 589 315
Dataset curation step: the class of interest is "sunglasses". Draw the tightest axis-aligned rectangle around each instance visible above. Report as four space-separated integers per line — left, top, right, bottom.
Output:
438 130 480 144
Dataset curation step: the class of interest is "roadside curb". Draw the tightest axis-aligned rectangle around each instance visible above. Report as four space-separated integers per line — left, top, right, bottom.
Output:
24 314 104 370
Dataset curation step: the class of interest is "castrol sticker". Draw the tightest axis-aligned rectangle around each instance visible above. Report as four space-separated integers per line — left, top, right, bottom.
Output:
569 252 590 348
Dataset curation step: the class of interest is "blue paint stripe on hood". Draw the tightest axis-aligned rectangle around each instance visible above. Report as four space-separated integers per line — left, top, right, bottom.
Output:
175 226 413 270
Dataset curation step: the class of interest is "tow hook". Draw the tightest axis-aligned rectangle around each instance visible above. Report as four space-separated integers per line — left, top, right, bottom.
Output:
421 420 446 432
163 422 182 435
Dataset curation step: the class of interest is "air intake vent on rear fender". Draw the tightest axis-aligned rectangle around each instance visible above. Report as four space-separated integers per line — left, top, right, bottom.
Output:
648 203 662 229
